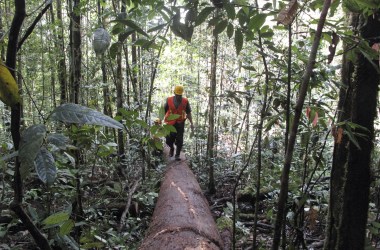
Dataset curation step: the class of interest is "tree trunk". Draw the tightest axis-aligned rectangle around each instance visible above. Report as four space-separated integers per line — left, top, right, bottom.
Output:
131 32 140 108
55 0 68 104
272 1 331 248
139 148 223 250
69 0 81 104
324 12 380 250
6 1 51 249
207 24 218 195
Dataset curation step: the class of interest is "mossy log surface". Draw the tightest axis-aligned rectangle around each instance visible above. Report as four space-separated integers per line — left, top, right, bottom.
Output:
139 148 223 250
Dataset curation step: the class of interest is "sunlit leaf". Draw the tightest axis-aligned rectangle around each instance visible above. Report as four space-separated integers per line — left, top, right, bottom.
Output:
43 212 70 226
59 219 75 236
167 114 180 121
51 103 123 129
248 13 267 31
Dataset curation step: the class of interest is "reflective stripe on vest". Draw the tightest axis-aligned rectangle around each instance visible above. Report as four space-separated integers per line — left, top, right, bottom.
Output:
164 96 188 125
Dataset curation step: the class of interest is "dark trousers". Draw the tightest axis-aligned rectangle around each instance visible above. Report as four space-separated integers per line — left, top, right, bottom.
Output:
166 122 185 156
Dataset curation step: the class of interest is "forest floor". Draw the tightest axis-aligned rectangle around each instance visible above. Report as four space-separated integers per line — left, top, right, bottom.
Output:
1 151 379 249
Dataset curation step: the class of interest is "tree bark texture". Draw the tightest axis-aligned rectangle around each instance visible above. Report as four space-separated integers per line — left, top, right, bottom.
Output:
324 12 380 250
207 23 218 194
69 0 81 104
56 0 68 104
139 148 223 250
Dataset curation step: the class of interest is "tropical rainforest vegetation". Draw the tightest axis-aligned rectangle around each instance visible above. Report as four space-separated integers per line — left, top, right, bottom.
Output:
0 0 380 249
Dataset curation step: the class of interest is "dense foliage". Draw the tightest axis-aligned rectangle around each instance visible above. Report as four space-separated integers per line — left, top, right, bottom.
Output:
0 0 380 249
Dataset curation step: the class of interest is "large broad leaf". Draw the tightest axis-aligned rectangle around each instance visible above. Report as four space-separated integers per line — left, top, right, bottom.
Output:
19 124 47 178
47 133 69 150
43 211 70 226
195 7 215 26
51 103 123 129
214 19 228 36
224 2 236 19
35 147 57 185
248 13 267 32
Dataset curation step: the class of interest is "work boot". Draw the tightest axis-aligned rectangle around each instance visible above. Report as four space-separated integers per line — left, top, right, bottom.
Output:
175 154 181 161
169 147 174 157
175 147 181 161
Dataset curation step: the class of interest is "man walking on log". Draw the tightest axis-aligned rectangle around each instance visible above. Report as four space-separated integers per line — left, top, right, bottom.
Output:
164 85 194 161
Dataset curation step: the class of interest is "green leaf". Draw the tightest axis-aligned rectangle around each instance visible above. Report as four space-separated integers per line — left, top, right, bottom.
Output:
372 221 380 228
224 3 236 19
118 27 136 42
19 125 47 179
227 23 234 38
43 212 70 226
167 114 180 121
242 65 256 71
47 133 69 150
111 19 149 37
148 23 167 33
195 7 215 26
35 147 57 185
154 140 163 150
51 103 123 129
234 28 243 55
163 124 177 133
59 219 75 236
159 105 166 121
248 13 267 32
214 20 228 36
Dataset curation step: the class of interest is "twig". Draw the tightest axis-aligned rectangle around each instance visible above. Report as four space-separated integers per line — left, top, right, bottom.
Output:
17 0 52 51
118 178 141 232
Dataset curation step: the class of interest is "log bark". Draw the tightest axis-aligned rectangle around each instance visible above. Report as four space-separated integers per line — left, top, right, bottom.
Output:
139 148 223 250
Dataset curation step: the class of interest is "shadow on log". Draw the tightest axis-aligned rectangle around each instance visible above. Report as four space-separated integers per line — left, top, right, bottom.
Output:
139 148 223 250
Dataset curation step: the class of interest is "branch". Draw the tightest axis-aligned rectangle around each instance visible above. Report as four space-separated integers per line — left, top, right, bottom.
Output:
17 0 52 51
118 179 141 232
10 202 52 250
272 1 332 249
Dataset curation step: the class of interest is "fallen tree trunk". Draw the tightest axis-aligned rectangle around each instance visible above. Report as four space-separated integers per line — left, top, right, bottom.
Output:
139 149 223 250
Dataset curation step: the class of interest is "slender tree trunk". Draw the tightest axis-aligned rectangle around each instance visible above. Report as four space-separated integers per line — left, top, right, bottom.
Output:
131 32 140 107
56 0 68 104
207 25 218 195
252 6 270 246
69 0 84 242
69 0 81 104
6 1 51 249
324 12 380 250
115 1 126 177
272 1 331 248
